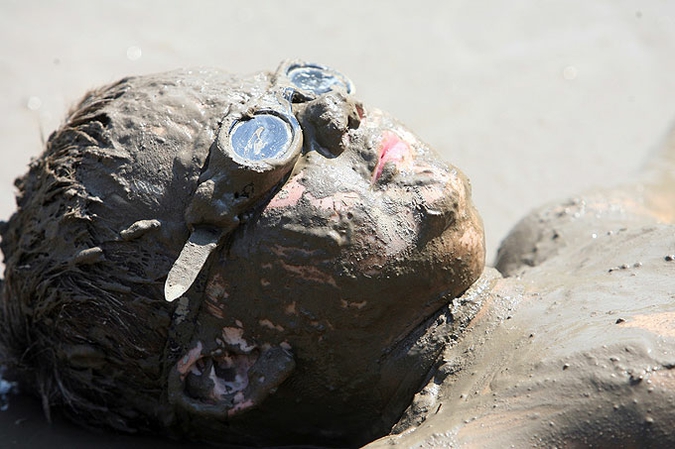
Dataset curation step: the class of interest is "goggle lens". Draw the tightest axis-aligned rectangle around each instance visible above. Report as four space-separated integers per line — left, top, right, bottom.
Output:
230 114 293 162
287 65 351 95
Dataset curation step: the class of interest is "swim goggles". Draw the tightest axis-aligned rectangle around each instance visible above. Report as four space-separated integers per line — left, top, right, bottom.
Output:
165 61 354 302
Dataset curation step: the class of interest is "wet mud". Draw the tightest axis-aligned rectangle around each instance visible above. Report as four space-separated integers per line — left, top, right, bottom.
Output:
2 60 675 448
368 187 675 447
0 63 484 447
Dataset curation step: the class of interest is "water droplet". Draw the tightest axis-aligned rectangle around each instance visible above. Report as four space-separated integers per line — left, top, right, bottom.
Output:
563 66 578 81
126 46 142 61
26 96 42 110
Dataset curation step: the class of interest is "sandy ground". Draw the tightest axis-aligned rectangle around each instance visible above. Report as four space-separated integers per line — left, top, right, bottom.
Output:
1 0 674 447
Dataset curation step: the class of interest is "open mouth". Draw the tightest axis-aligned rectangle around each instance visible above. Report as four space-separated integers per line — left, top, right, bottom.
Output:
171 339 262 416
183 349 259 405
170 336 296 418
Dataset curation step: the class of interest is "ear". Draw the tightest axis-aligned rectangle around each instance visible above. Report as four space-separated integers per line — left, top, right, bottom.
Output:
168 342 295 418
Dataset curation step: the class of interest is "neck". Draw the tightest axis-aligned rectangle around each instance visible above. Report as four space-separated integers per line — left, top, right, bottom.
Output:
375 267 501 436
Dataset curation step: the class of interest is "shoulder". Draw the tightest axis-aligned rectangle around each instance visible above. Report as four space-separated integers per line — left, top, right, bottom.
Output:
495 185 665 276
371 226 675 447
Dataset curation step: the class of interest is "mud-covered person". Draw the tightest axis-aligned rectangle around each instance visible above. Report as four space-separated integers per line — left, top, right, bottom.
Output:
0 61 673 448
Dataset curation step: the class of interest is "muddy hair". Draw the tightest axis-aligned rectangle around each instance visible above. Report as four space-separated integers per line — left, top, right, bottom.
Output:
0 80 177 433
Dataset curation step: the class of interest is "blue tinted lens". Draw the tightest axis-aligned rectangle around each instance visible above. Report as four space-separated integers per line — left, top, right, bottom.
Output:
287 65 350 95
230 114 292 161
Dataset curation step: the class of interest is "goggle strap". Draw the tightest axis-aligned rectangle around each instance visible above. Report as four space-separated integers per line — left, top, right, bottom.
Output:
164 226 228 303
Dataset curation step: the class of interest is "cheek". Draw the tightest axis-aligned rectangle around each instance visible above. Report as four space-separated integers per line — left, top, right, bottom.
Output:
267 243 340 288
295 191 416 273
267 176 306 210
356 204 416 272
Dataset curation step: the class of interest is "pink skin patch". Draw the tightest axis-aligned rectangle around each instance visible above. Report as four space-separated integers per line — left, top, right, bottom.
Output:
177 341 204 379
267 177 306 209
228 395 255 417
175 336 260 412
372 131 413 183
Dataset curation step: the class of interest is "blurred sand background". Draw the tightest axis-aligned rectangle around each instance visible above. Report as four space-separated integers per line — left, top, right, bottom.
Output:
1 0 675 447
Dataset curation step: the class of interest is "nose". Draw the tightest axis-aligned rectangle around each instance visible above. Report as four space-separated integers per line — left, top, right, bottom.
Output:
372 131 414 183
295 90 361 158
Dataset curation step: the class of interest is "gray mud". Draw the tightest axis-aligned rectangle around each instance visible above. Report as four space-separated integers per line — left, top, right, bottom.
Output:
0 64 485 447
2 3 675 448
368 191 675 447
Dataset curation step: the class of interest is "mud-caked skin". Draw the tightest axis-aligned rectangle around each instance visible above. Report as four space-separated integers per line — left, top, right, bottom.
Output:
3 61 675 448
369 132 675 448
174 110 484 445
0 63 484 447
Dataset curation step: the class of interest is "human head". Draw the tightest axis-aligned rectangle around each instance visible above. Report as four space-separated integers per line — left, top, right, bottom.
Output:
0 62 484 446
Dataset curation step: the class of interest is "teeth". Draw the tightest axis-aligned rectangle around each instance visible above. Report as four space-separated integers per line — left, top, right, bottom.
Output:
182 350 259 402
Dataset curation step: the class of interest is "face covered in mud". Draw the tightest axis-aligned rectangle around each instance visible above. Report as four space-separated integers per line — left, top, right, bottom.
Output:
0 61 484 448
166 62 485 445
